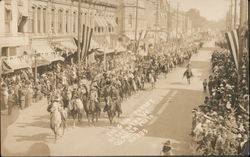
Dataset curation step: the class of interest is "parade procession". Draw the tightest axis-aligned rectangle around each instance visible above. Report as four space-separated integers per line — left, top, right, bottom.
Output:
0 0 249 156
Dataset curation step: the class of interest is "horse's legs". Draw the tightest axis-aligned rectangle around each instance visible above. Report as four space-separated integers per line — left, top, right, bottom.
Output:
108 111 112 125
87 113 91 126
73 119 76 128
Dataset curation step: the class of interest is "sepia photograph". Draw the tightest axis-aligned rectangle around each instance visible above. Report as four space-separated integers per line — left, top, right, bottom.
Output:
0 0 249 156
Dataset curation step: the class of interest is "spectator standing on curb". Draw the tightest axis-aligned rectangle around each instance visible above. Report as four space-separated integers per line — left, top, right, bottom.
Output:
7 89 16 115
203 79 208 92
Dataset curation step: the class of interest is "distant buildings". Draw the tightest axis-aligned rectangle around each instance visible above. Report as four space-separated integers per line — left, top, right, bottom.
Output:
0 0 193 74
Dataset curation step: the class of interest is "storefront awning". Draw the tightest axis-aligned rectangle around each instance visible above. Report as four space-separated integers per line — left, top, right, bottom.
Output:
99 16 109 27
105 17 117 27
30 55 50 67
32 45 54 54
60 40 77 52
89 39 100 49
4 57 30 71
41 53 65 63
95 16 106 27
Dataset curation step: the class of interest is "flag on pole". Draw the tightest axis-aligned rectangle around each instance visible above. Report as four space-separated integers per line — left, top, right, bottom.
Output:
225 29 240 70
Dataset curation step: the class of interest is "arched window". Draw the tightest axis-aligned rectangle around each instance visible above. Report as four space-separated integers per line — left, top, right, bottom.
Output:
58 9 63 33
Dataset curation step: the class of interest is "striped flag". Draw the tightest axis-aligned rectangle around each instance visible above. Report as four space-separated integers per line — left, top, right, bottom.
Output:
225 29 240 70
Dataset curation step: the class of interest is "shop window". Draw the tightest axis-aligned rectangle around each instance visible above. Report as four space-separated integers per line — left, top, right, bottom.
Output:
9 47 16 56
1 47 8 57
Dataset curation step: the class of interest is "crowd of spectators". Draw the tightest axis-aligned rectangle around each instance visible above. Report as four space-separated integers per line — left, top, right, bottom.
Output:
191 42 249 155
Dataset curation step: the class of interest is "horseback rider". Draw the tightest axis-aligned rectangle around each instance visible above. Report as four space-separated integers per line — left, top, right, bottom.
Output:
183 62 193 84
47 95 67 127
89 81 101 114
111 83 122 115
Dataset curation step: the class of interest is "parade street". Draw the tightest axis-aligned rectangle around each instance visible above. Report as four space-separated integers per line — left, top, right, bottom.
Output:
1 41 215 156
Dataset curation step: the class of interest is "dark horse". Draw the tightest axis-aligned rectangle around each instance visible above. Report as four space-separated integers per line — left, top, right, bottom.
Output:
85 99 100 125
103 96 116 125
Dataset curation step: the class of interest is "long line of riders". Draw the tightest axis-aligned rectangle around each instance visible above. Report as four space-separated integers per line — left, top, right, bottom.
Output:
47 41 203 140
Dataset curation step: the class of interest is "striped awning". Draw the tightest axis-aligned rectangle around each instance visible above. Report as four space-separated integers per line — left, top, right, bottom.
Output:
41 53 65 63
32 45 54 54
3 57 30 71
60 40 77 52
98 16 109 27
95 16 106 27
105 17 117 27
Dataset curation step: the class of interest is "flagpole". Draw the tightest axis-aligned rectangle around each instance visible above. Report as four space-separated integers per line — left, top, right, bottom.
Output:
135 0 139 55
234 0 237 27
77 0 81 64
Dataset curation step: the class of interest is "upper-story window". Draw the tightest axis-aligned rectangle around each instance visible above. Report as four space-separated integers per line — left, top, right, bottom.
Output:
129 15 133 28
43 8 46 33
58 9 63 33
30 7 35 33
116 17 118 25
51 9 55 32
4 5 12 33
65 11 69 33
73 12 76 33
37 7 41 33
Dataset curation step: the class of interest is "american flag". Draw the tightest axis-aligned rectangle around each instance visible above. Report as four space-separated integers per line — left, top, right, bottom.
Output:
225 29 240 70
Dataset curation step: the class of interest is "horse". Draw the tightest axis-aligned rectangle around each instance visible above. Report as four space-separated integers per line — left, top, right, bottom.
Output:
183 68 193 84
104 96 116 125
48 102 66 141
85 99 101 125
68 98 84 127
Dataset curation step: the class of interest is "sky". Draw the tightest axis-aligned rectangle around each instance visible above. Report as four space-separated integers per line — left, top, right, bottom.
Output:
174 0 232 21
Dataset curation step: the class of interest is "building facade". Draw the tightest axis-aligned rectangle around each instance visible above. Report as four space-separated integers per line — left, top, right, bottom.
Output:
0 0 120 74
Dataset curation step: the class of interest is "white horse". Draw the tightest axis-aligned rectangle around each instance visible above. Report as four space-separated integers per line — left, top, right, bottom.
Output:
49 102 66 141
69 98 84 127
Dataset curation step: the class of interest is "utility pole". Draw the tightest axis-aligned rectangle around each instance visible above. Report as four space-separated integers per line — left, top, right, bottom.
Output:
167 0 171 41
234 0 237 27
77 0 81 64
239 0 248 83
230 0 233 29
176 2 179 39
154 0 159 50
135 0 139 54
